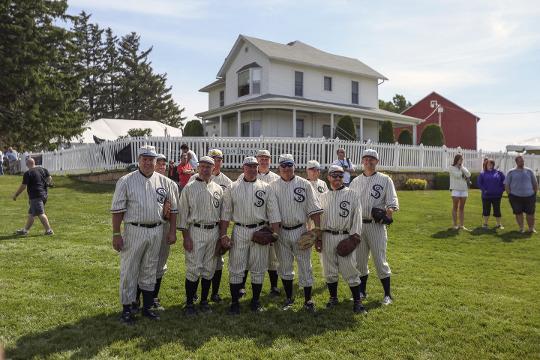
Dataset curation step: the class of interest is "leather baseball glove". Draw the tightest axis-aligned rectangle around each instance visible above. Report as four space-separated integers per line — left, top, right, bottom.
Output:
215 236 232 256
251 227 278 246
336 234 361 257
298 230 320 250
371 208 393 225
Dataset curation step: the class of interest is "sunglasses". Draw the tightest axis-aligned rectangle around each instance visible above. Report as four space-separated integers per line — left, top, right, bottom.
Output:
330 173 344 179
280 163 294 168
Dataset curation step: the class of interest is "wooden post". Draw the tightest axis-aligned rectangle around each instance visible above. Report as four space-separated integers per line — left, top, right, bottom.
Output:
219 115 223 137
292 109 297 138
237 111 241 137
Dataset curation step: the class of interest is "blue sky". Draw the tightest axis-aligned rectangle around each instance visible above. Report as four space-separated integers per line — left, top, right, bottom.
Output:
68 0 540 151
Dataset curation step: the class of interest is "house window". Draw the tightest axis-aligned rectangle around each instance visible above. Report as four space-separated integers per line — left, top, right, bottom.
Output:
238 70 250 97
323 125 331 138
296 118 304 137
241 122 250 137
324 76 332 91
252 120 261 137
219 90 224 107
295 71 303 97
352 81 359 104
252 68 261 95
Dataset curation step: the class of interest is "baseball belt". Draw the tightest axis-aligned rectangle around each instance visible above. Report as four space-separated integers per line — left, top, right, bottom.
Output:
323 229 349 235
362 219 374 224
129 222 162 228
281 224 303 230
235 221 267 228
193 223 219 229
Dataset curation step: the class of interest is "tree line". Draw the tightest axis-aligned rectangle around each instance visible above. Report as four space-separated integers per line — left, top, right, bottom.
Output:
0 0 185 151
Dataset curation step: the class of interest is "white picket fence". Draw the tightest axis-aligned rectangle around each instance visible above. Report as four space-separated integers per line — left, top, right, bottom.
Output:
30 136 540 176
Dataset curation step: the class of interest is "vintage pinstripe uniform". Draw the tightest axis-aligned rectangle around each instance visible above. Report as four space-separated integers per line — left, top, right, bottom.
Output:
309 179 328 201
257 170 281 271
178 178 223 282
111 170 178 305
156 177 180 279
269 176 323 287
221 178 281 284
319 186 362 286
349 172 399 279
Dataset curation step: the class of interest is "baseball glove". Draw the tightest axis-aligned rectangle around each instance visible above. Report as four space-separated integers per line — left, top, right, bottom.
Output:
371 208 393 225
215 236 232 256
251 227 278 246
163 200 171 220
298 230 320 250
336 234 361 257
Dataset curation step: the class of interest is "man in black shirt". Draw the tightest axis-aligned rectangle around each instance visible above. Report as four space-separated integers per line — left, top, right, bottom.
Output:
12 158 54 235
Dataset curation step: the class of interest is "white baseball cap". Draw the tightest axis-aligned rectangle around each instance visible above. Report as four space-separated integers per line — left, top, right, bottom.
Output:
278 154 295 164
243 156 259 165
208 149 223 158
156 153 167 161
306 160 321 170
199 156 215 165
138 145 158 158
362 149 379 160
328 165 344 174
256 149 271 158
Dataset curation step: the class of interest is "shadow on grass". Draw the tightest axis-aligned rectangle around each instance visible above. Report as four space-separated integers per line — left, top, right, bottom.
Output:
496 231 532 243
431 228 459 239
8 303 365 359
53 177 115 194
470 227 497 236
0 234 42 241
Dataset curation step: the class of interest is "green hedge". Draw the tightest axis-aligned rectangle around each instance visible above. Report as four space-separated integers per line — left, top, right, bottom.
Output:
405 178 427 190
433 172 480 190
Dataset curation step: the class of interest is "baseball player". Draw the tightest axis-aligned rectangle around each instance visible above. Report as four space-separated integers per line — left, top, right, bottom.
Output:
220 156 281 314
269 154 323 311
189 149 232 303
319 165 366 313
306 160 328 200
111 146 178 324
178 156 224 315
349 149 399 305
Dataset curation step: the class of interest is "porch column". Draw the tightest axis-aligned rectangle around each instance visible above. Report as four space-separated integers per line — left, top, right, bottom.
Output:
219 115 223 137
292 108 297 137
330 113 334 138
237 111 241 137
412 124 417 145
359 117 364 142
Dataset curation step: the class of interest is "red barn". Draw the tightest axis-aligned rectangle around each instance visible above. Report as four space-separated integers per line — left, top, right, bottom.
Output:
395 92 480 150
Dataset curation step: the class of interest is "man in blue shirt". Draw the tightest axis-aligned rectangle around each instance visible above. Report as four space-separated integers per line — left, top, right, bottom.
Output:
504 155 538 233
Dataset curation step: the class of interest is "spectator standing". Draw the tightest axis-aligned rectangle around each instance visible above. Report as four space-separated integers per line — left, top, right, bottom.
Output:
332 148 355 186
177 152 194 193
167 160 179 182
449 154 471 230
504 155 538 233
0 149 4 175
5 147 19 174
477 159 505 229
180 144 198 170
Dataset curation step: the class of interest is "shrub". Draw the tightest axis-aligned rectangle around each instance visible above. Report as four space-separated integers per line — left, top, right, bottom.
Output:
397 129 413 145
434 172 450 190
334 115 356 141
469 173 480 189
405 178 427 190
420 124 445 146
378 120 394 143
183 120 204 136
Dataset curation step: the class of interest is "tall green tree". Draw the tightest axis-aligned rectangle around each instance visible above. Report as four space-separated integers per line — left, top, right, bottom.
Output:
334 115 356 141
101 27 121 118
379 120 395 143
379 94 412 114
0 0 85 150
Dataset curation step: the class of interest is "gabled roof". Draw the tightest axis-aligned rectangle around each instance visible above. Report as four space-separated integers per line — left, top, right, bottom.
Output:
217 35 388 80
199 78 225 92
403 91 480 121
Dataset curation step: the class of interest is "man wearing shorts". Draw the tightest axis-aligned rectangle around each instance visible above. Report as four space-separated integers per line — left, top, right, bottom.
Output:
505 155 538 233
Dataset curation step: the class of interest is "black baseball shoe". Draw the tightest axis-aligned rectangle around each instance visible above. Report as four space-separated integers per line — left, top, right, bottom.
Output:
282 298 294 311
210 293 222 303
131 301 140 314
119 310 135 325
381 295 393 306
142 308 160 320
193 294 199 303
184 304 198 316
250 300 265 313
269 287 281 297
229 303 240 315
199 301 212 314
303 300 316 313
353 301 367 314
151 298 164 311
325 297 339 309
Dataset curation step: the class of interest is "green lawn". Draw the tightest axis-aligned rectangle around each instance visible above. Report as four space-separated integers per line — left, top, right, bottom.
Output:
0 175 539 359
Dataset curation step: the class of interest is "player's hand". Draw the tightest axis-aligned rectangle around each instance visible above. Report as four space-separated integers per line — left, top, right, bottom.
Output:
167 231 176 245
386 208 394 218
315 239 322 253
183 234 193 252
12 194 17 201
221 235 232 248
112 235 124 252
163 200 171 220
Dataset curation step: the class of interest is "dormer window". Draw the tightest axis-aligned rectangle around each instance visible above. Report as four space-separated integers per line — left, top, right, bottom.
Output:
237 63 261 97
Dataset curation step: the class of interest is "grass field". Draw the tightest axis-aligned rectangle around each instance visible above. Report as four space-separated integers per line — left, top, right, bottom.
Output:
0 175 539 359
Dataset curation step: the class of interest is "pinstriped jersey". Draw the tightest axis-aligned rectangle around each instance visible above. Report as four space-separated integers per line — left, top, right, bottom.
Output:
237 170 280 184
349 172 399 219
221 178 281 224
188 172 233 190
111 170 179 223
320 187 362 236
269 175 323 227
177 178 223 230
309 179 328 201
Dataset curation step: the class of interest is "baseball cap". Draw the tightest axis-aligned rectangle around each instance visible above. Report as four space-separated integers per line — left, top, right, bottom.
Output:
243 156 259 165
208 148 223 158
156 153 167 161
362 149 379 160
278 154 295 165
306 160 321 170
256 149 271 158
138 145 158 158
199 156 215 165
328 165 344 174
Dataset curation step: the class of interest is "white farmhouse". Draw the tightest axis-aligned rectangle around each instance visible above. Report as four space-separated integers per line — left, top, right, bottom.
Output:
197 35 421 142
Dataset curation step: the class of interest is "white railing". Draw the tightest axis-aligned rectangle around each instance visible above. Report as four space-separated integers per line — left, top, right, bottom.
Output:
30 136 540 176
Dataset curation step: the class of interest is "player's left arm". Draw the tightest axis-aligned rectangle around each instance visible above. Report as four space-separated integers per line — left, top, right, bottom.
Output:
350 193 363 236
305 183 323 230
266 187 282 237
384 177 399 218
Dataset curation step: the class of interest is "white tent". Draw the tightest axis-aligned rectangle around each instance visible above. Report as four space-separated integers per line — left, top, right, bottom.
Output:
506 137 540 152
72 118 183 144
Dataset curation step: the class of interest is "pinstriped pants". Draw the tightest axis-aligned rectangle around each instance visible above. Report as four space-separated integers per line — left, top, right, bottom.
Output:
276 225 313 288
215 256 224 271
268 245 278 271
321 233 361 286
119 224 162 304
184 225 219 282
356 223 391 279
229 225 269 284
156 222 171 279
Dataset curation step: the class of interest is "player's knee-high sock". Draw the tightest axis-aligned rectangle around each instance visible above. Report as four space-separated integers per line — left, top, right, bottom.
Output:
211 270 222 296
303 286 312 302
230 283 241 305
200 278 212 302
153 277 162 299
350 285 361 302
185 279 199 305
141 290 154 310
359 275 368 295
282 279 293 299
252 283 262 302
136 285 142 304
381 276 391 297
268 270 278 289
327 282 338 299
